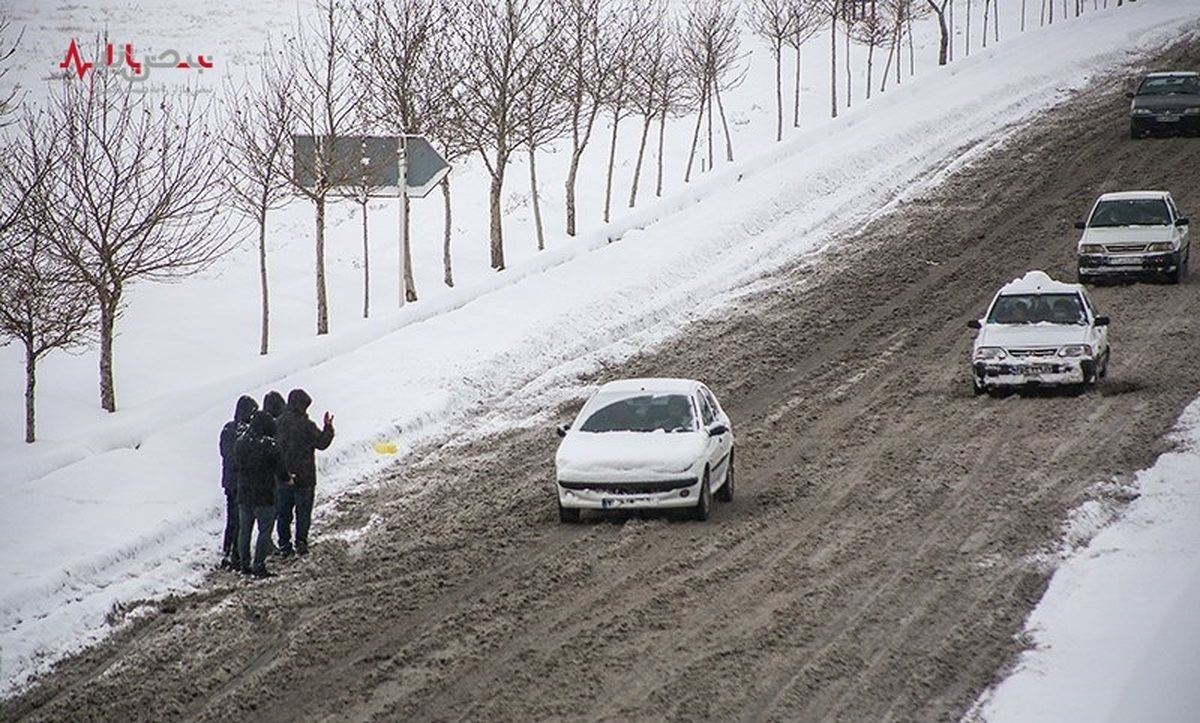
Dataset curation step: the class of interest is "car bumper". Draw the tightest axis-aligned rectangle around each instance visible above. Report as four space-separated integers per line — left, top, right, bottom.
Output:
1131 115 1200 135
1078 251 1183 277
557 477 701 511
973 359 1094 388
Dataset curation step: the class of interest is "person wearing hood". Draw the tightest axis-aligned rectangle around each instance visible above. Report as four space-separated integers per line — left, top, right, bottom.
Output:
275 388 335 556
263 390 286 420
235 410 291 578
218 395 258 570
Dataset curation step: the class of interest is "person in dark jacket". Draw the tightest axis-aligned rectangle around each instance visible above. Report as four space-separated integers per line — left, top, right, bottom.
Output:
218 395 258 570
275 388 335 556
263 390 286 420
235 410 291 578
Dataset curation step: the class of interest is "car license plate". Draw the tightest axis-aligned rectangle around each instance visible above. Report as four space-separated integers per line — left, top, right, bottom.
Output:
1156 114 1180 122
1107 256 1143 266
1025 364 1055 374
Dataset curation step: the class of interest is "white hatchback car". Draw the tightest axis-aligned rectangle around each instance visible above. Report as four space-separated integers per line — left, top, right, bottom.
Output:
554 378 734 522
968 271 1110 394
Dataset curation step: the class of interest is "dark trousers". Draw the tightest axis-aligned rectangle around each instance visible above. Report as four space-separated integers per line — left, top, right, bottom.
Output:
275 484 296 551
222 489 239 561
294 486 315 552
238 503 276 571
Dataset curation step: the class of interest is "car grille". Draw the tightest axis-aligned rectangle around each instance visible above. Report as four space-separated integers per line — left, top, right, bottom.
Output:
1103 243 1150 253
558 478 698 494
1007 348 1058 358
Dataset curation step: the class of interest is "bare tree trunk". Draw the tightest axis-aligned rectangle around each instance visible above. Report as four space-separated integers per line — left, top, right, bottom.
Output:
489 171 505 270
604 108 620 223
360 197 370 318
965 0 972 57
715 82 734 163
881 30 897 93
705 79 715 171
844 19 852 109
530 146 546 250
656 109 667 196
315 196 329 335
830 15 838 118
258 209 270 355
792 45 802 127
684 88 706 183
565 148 583 236
24 345 35 443
983 0 990 48
402 195 416 300
629 114 653 208
995 0 1001 42
866 42 875 100
99 294 118 412
773 42 783 141
441 176 454 287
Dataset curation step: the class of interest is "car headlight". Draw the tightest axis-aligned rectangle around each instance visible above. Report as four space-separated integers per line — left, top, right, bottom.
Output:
1147 241 1177 252
1131 107 1154 115
1185 107 1200 115
1058 344 1093 358
974 347 1006 360
1078 244 1105 255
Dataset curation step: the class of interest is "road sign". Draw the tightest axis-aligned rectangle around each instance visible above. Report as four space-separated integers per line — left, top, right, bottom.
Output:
292 134 450 198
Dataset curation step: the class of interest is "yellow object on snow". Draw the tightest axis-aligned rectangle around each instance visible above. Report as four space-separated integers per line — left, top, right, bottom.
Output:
374 442 397 454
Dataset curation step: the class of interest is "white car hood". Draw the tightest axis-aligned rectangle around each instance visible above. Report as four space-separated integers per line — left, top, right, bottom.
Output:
976 323 1091 350
1079 225 1175 246
556 431 707 481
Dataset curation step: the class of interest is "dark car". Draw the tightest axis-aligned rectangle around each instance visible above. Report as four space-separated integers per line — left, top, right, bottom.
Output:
1129 71 1200 139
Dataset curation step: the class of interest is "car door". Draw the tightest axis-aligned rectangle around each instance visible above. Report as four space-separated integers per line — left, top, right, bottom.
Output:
698 386 732 484
1166 195 1189 252
1081 290 1109 357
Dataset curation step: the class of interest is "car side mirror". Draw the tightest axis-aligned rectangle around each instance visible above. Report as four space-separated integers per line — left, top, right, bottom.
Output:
1094 315 1110 326
708 424 728 437
967 319 982 330
1177 217 1189 226
1074 220 1087 230
1125 90 1135 99
556 424 570 438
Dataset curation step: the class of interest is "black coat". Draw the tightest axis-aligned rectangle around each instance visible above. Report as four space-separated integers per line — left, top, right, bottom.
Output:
219 395 258 492
235 411 290 507
276 388 335 488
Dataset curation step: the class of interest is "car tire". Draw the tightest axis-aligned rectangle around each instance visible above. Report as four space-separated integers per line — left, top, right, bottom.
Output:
558 501 580 524
693 471 712 521
716 451 735 503
1130 124 1140 140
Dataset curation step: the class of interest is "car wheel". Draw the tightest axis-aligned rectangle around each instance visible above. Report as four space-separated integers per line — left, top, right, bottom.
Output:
716 451 735 503
693 470 712 521
1100 349 1110 379
558 501 580 524
1130 124 1140 140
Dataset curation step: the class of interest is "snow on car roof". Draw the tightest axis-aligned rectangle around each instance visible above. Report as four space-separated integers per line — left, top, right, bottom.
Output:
997 270 1081 295
1096 190 1171 201
1145 71 1200 78
595 378 700 395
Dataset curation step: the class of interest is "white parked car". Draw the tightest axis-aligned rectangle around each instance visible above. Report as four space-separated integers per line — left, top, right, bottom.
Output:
968 271 1110 395
554 378 734 523
1075 190 1190 284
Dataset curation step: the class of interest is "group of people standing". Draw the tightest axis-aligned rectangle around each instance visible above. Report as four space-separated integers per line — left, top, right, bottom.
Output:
218 388 335 578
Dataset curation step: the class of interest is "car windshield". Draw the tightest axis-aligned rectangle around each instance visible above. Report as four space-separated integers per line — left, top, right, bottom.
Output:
988 293 1086 325
579 393 696 433
1137 76 1200 96
1087 198 1171 227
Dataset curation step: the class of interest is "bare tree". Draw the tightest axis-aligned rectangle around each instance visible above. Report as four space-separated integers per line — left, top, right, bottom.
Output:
515 40 571 250
354 0 445 302
40 62 231 412
0 14 22 126
680 0 745 181
555 0 616 237
784 0 823 127
221 42 294 355
0 110 94 442
286 0 359 334
444 0 554 270
601 0 657 224
626 1 680 207
849 0 895 100
926 0 951 65
748 0 793 142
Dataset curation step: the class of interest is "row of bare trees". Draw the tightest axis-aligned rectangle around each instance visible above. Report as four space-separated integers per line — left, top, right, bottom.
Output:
0 0 1139 442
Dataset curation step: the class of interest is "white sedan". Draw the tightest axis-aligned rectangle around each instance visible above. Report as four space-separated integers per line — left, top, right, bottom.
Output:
554 378 735 523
